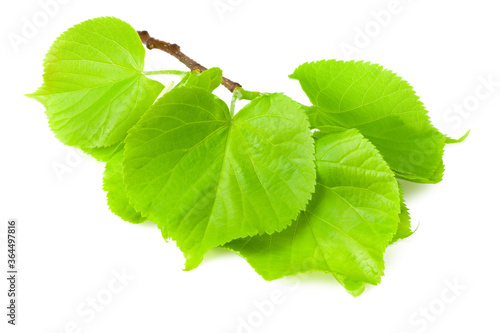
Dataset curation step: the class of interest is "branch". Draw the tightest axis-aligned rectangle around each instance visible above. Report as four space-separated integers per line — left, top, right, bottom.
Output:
137 30 242 92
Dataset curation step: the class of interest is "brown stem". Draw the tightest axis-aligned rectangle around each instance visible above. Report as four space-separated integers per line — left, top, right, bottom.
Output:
137 30 242 92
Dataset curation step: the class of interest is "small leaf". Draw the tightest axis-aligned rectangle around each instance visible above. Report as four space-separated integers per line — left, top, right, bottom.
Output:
27 17 164 148
225 129 400 293
290 60 446 184
123 87 316 270
103 149 146 224
183 68 223 92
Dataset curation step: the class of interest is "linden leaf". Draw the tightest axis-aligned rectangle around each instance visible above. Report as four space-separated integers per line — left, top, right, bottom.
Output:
290 60 446 183
183 67 223 92
225 129 400 293
123 87 316 269
93 68 223 222
27 17 164 148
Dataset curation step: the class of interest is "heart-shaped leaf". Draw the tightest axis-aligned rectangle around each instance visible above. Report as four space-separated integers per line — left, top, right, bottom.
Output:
225 129 400 295
123 86 316 269
27 17 164 148
290 60 446 183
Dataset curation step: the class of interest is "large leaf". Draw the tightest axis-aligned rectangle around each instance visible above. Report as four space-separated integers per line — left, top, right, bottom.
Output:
225 129 400 294
93 68 223 223
290 60 446 183
123 87 316 269
27 17 164 148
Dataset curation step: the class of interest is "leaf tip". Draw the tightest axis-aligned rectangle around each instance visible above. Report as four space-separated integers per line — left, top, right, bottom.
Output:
183 255 203 271
25 89 44 102
445 130 470 144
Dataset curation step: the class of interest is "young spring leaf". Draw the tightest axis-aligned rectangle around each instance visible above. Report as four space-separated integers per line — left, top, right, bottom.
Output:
123 86 316 270
27 17 164 148
225 129 400 293
290 60 446 184
95 68 224 223
183 67 223 92
103 149 146 224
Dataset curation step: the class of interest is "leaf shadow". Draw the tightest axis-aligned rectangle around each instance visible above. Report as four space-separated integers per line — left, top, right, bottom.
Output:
202 247 236 263
398 179 433 198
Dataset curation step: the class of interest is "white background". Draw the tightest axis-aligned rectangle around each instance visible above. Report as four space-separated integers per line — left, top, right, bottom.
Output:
1 0 499 332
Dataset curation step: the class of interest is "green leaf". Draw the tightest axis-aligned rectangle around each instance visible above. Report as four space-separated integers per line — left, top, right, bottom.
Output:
123 87 316 270
27 17 164 148
290 60 446 184
81 142 124 162
225 129 400 293
183 68 223 92
103 149 146 224
92 67 239 231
